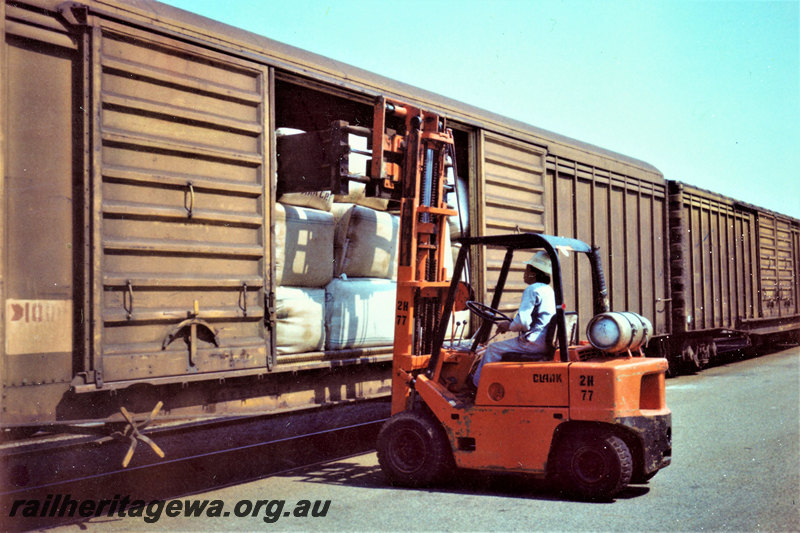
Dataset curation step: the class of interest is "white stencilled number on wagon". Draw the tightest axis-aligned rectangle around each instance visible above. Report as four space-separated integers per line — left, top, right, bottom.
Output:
6 299 73 355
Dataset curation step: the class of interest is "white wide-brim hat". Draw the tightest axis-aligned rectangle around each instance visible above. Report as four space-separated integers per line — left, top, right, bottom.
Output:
523 250 552 276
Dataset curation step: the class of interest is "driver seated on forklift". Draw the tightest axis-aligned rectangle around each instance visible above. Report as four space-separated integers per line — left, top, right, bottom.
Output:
472 251 556 388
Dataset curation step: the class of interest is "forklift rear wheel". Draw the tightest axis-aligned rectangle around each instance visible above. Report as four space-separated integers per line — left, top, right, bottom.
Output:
553 433 632 500
377 411 453 487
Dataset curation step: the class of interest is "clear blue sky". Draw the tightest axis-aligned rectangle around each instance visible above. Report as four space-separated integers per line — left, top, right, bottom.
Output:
160 0 799 219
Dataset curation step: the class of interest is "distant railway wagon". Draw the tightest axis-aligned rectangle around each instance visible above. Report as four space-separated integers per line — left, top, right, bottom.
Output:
2 0 798 433
666 181 800 371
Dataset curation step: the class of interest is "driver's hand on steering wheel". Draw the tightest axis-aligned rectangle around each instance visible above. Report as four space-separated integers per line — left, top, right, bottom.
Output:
496 319 511 334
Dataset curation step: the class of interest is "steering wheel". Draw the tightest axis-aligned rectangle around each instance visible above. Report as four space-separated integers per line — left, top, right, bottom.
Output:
465 300 513 323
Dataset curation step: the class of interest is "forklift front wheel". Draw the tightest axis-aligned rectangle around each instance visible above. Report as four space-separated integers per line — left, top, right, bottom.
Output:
552 433 632 501
377 411 453 487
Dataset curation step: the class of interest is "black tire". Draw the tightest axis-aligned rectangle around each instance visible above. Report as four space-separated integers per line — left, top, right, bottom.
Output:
552 433 632 500
376 411 454 487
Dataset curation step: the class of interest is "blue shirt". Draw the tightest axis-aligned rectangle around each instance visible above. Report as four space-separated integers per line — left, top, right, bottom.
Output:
509 282 556 352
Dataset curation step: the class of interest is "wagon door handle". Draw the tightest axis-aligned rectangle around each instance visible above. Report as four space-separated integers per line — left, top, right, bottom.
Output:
124 280 134 319
184 181 195 218
238 282 248 317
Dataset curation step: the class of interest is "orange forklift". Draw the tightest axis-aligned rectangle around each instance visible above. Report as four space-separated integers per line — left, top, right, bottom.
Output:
359 96 671 500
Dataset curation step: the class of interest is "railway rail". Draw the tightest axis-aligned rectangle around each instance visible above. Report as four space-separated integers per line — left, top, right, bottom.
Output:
1 400 387 529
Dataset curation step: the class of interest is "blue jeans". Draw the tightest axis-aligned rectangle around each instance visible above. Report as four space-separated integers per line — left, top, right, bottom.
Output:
472 336 549 387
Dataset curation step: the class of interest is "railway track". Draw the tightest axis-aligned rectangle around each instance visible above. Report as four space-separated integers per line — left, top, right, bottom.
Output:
1 400 388 530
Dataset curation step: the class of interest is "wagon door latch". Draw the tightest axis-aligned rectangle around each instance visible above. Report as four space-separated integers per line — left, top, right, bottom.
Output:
95 401 165 468
162 301 220 372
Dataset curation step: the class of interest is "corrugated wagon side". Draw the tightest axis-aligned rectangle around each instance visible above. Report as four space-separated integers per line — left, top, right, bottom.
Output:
471 131 670 350
3 0 679 433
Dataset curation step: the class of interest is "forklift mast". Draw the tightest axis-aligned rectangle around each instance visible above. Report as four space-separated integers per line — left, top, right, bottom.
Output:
368 97 458 414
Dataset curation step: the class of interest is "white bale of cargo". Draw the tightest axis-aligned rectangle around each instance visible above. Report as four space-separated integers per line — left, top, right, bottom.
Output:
331 203 399 280
274 203 334 288
275 286 326 355
325 277 396 350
